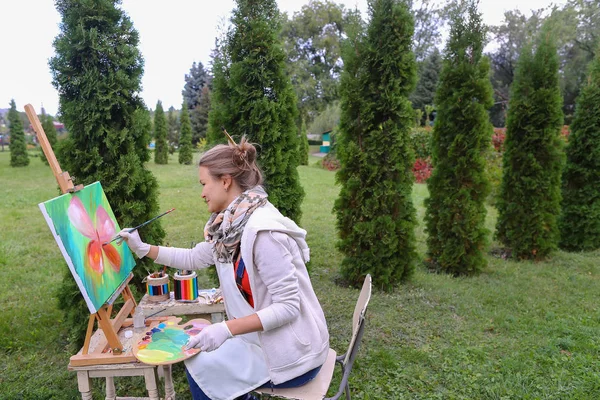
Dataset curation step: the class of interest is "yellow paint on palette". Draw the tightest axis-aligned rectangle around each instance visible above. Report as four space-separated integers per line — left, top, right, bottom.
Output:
136 349 175 363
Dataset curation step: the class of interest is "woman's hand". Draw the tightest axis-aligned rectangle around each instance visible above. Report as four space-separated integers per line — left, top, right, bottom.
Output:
118 229 151 258
185 321 233 352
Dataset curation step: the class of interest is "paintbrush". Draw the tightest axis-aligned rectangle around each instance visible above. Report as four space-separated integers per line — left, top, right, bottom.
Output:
104 208 175 245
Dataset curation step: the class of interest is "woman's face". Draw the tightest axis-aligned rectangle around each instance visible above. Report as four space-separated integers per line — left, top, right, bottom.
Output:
199 166 229 213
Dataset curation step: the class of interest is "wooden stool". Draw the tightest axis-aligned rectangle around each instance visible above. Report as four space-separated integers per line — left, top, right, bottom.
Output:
69 323 176 399
69 362 175 400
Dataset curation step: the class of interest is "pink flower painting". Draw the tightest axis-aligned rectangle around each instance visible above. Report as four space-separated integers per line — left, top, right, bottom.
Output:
68 196 121 274
39 181 136 314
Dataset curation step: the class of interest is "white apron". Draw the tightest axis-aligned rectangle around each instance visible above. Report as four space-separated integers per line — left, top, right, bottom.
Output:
184 261 271 400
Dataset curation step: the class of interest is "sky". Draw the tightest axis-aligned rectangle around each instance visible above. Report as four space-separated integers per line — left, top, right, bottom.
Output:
0 0 566 117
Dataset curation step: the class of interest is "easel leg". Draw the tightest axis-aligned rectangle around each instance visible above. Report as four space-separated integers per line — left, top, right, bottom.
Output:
144 367 160 400
105 376 116 400
163 364 176 400
76 371 93 400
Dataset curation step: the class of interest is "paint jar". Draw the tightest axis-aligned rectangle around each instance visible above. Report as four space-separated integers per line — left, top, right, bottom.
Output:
174 271 198 302
133 306 145 330
146 273 170 302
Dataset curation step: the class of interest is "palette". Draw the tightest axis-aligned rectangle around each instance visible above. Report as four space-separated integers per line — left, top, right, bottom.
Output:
133 317 211 365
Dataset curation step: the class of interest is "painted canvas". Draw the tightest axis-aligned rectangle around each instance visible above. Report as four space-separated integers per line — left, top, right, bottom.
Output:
133 317 210 365
39 181 135 314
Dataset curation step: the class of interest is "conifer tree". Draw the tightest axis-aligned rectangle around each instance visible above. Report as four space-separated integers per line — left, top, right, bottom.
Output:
334 0 417 289
153 101 168 164
424 1 493 275
8 99 29 167
495 24 564 260
559 51 600 251
193 86 211 144
208 0 304 222
167 106 179 150
183 61 210 144
411 47 443 113
179 102 194 165
40 108 58 165
50 0 165 348
298 119 309 166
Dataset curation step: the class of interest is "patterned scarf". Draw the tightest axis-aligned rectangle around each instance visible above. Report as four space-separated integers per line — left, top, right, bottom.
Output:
204 186 268 263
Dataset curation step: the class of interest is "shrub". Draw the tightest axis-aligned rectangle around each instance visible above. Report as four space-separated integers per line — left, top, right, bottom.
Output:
334 0 417 289
322 153 341 171
559 52 600 251
410 126 432 159
424 1 493 275
207 0 304 223
495 25 565 260
8 99 29 167
412 157 432 183
50 0 165 348
492 127 506 151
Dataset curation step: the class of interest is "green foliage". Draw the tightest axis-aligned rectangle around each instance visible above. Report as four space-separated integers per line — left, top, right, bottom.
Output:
182 61 211 144
559 51 600 251
334 0 417 290
178 102 193 165
192 86 211 144
424 1 493 275
488 9 545 128
298 119 309 166
306 101 340 135
495 24 565 260
410 126 432 159
208 0 304 222
49 0 165 348
167 106 179 151
153 101 168 164
281 1 351 124
411 47 442 113
8 99 29 167
39 109 58 165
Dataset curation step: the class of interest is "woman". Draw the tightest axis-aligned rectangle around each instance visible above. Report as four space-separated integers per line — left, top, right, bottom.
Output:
120 137 329 400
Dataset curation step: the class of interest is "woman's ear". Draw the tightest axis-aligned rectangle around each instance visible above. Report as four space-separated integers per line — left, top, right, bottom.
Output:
222 175 232 192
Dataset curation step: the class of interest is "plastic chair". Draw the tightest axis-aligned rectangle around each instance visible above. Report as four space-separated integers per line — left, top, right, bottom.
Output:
255 274 372 400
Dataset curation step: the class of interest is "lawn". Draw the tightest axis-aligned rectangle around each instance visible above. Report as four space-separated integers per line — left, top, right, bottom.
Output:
1 149 600 399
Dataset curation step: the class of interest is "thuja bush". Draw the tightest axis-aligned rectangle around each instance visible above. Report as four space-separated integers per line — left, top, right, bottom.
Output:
8 99 29 167
208 0 304 222
334 0 417 289
50 0 165 348
559 51 600 251
424 1 493 275
495 25 565 260
154 101 168 164
178 102 193 165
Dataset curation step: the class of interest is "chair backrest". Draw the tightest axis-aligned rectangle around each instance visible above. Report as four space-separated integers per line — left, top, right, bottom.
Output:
343 274 372 367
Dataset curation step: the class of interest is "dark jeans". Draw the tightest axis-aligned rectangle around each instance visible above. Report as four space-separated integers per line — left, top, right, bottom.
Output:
186 365 322 400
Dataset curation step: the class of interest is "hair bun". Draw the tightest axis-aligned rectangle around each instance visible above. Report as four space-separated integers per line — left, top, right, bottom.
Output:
232 137 257 170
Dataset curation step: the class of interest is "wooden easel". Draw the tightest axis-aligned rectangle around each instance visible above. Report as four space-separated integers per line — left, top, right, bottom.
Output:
25 104 139 366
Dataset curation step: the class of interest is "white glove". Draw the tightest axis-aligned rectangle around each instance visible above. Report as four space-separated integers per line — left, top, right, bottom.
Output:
185 321 233 352
118 229 151 258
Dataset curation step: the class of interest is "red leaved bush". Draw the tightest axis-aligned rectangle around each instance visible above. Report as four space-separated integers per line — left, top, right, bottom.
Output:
492 128 506 152
413 157 433 183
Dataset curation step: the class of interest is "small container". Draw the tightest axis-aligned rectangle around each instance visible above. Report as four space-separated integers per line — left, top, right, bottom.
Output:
174 271 198 302
146 272 170 302
133 307 145 330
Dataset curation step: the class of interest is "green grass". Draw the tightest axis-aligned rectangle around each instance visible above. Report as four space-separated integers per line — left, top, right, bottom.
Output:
2 149 600 399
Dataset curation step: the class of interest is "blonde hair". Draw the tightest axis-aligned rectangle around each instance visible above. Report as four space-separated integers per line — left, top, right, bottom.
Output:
199 136 263 191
